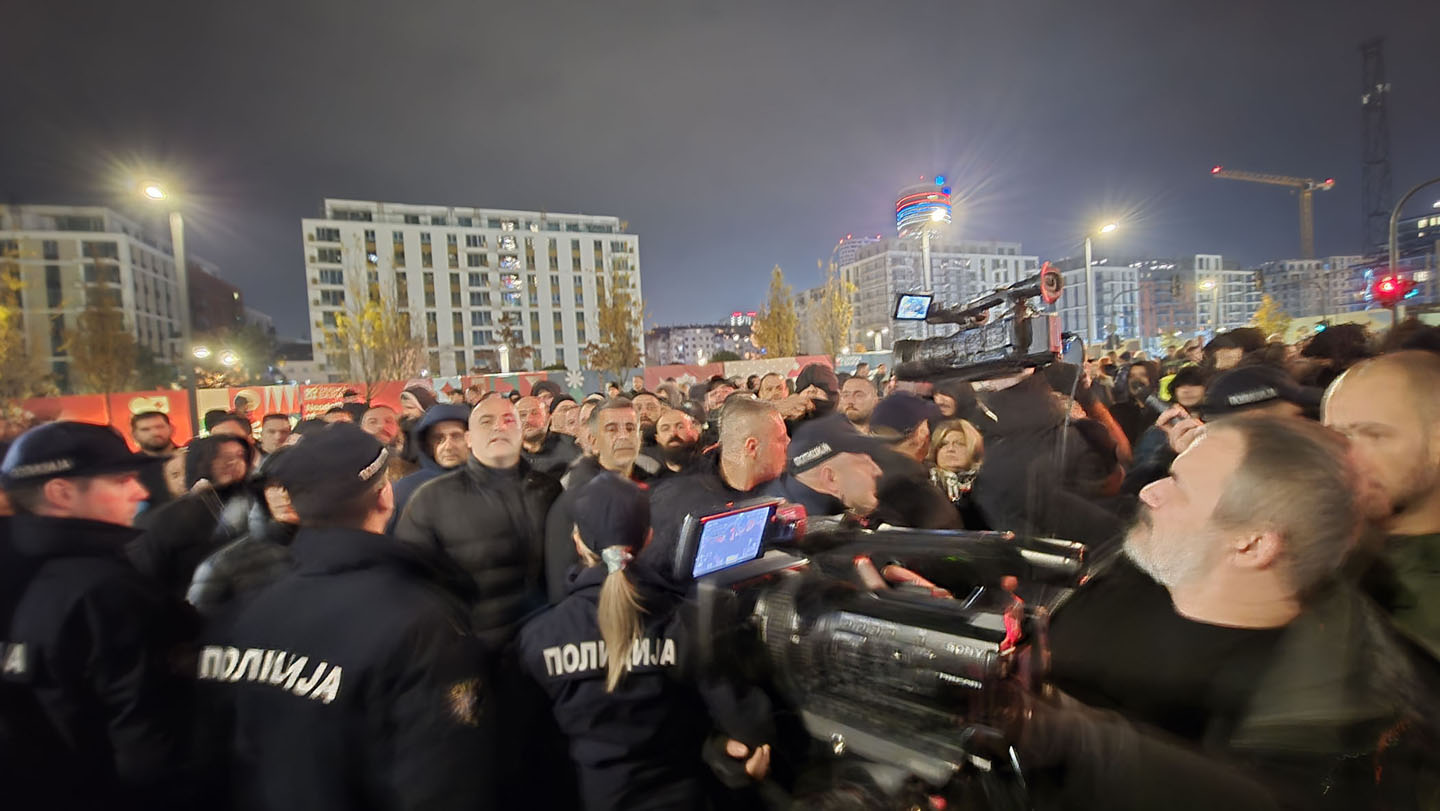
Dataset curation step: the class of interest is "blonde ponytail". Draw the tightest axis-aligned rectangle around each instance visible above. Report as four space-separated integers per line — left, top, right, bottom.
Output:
597 552 646 692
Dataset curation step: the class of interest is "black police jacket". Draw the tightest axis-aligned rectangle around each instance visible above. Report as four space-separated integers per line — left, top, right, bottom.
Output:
868 445 962 530
544 456 653 604
395 456 562 649
0 514 196 810
186 502 299 620
517 563 774 811
640 450 765 586
759 473 848 519
523 430 582 478
198 526 497 811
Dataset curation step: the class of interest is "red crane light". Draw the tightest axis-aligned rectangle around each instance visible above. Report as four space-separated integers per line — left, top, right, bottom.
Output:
1210 165 1223 175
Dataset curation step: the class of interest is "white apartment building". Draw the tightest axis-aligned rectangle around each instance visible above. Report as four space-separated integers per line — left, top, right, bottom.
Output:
0 204 189 390
302 199 641 379
1257 256 1366 319
835 236 1039 347
645 318 757 366
1060 254 1264 343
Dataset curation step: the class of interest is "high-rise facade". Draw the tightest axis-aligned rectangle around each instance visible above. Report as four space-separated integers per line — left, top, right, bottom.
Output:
0 204 192 391
302 199 641 379
834 236 1039 347
1257 255 1366 320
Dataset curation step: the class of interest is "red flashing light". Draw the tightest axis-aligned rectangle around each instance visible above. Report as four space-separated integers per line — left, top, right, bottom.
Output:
1324 178 1334 185
1210 165 1223 175
745 311 756 317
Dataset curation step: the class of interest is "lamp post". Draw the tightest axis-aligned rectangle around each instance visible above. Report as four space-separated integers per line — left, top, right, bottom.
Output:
1104 286 1141 344
141 182 197 431
1388 176 1440 323
1083 222 1119 346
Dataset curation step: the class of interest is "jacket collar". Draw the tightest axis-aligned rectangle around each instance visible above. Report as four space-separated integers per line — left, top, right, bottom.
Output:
9 513 141 560
1229 581 1425 754
463 454 532 485
292 526 479 603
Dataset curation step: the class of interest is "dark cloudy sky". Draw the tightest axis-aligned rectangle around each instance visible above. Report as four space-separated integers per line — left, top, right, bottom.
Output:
3 0 1438 336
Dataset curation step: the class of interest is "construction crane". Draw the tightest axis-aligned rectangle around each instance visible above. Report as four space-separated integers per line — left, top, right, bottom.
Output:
1210 165 1335 259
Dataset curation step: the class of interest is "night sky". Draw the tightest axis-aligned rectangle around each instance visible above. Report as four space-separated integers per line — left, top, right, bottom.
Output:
3 0 1437 337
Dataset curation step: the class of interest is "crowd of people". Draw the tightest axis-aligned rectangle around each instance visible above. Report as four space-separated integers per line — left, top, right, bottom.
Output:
2 317 1440 809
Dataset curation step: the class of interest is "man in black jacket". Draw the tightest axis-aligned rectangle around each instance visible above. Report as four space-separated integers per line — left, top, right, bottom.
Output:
760 414 883 521
545 398 651 602
518 395 580 478
642 396 789 585
396 395 562 649
197 424 497 811
1 421 195 809
1042 417 1440 808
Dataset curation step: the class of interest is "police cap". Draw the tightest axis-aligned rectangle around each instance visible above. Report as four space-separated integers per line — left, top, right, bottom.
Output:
787 414 883 474
268 423 389 519
573 472 650 552
1 421 160 488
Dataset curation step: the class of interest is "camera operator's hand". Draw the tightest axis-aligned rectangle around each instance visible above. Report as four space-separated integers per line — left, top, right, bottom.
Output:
704 734 771 787
853 556 953 599
1159 408 1204 455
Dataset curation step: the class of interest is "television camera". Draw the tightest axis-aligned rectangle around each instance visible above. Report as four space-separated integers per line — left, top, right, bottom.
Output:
675 499 1087 808
891 263 1067 382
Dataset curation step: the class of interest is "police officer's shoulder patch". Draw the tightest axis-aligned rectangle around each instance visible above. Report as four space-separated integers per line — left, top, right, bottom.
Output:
447 678 483 726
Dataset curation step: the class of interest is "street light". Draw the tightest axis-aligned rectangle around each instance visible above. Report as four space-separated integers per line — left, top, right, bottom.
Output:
140 180 197 430
192 345 212 360
865 327 889 351
218 350 239 368
1083 221 1120 346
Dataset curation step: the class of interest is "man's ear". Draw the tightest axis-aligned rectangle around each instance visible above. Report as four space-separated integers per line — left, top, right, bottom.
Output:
377 479 395 514
1232 528 1283 571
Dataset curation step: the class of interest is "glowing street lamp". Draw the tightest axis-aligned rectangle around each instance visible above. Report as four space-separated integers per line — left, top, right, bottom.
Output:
192 345 212 360
218 350 239 368
140 178 197 426
1083 221 1121 345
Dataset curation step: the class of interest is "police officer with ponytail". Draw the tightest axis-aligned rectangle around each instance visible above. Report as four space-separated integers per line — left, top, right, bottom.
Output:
517 473 775 811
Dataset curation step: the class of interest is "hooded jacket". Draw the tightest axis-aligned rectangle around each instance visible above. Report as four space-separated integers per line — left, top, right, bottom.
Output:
388 404 472 534
129 434 255 599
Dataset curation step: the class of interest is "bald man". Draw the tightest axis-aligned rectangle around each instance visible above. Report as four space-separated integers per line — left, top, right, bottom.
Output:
1324 350 1440 659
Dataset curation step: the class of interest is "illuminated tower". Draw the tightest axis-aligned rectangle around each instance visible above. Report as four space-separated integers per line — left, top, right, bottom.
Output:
896 177 952 335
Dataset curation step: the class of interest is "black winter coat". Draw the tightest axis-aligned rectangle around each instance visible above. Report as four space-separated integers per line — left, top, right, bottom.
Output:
197 527 497 811
186 502 299 619
0 514 197 810
523 431 582 478
395 456 562 648
868 446 962 530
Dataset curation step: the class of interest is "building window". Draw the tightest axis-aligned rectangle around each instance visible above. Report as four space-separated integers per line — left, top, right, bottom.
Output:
467 253 487 267
425 312 438 346
470 311 493 326
457 216 473 227
45 265 62 308
50 315 66 356
450 274 461 308
454 349 465 371
42 240 59 260
316 247 341 263
530 320 541 345
433 215 448 226
452 313 464 345
422 247 433 268
423 272 436 307
315 227 341 242
320 290 345 306
392 232 406 267
554 328 564 344
364 228 376 242
318 269 344 285
395 272 409 308
470 291 491 307
466 234 485 248
404 214 421 225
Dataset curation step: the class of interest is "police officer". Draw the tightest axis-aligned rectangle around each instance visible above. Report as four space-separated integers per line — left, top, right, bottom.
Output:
760 414 884 521
518 472 774 811
0 421 196 809
197 423 496 811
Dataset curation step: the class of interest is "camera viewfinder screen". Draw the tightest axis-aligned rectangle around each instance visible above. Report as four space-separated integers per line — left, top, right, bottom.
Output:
692 504 773 578
894 293 932 321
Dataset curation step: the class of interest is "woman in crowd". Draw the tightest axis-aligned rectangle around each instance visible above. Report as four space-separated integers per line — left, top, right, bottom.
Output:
927 419 987 529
